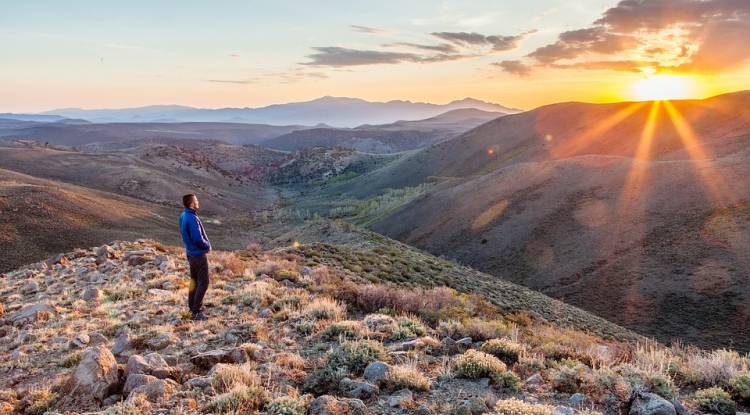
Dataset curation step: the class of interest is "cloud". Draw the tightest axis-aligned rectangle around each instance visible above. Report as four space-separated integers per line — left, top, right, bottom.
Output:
431 31 533 51
304 47 423 67
384 42 459 54
350 25 387 34
500 0 750 76
494 60 532 76
303 28 533 68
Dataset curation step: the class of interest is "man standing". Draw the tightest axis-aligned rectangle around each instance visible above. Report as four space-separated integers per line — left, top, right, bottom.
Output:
179 194 211 321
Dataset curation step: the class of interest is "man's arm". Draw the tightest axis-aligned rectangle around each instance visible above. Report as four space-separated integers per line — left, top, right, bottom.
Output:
188 216 211 250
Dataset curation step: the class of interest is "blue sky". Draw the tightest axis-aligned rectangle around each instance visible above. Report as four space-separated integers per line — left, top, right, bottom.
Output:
2 0 748 112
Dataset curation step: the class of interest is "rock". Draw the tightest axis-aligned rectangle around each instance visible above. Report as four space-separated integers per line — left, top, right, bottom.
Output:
83 287 100 302
363 361 391 385
190 347 249 369
161 281 176 290
398 339 422 351
88 332 108 346
69 333 91 349
47 253 68 266
126 352 176 379
629 392 676 415
452 397 489 415
569 393 586 407
9 302 55 326
554 406 576 415
308 395 368 415
525 373 544 386
259 308 272 318
672 400 689 415
123 373 157 396
415 404 433 415
102 394 122 406
388 389 413 408
67 346 119 400
21 281 39 295
340 378 379 400
145 333 174 350
127 379 176 402
185 376 212 389
96 245 114 265
111 329 132 355
456 337 473 347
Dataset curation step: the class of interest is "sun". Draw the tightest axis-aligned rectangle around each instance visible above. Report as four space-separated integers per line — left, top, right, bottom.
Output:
631 74 695 101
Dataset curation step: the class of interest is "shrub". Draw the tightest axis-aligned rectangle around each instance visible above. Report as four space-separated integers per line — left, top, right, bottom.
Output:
494 398 556 415
271 295 302 312
266 396 306 415
391 316 427 340
328 340 386 374
320 321 367 340
646 373 676 400
387 364 432 391
60 351 82 368
273 269 300 283
210 252 247 276
682 349 747 387
493 371 521 391
19 389 56 415
517 355 546 378
481 338 525 364
730 373 750 403
363 314 396 333
454 350 508 379
274 353 306 371
303 364 347 395
204 385 269 413
460 318 509 341
550 362 588 394
304 297 346 321
210 363 259 393
693 387 736 415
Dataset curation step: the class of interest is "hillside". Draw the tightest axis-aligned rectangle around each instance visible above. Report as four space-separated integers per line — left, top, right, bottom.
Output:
287 91 750 351
262 109 504 153
0 121 310 147
2 238 749 414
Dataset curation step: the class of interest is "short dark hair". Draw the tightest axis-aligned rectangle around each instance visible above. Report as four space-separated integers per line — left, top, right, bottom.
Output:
182 194 196 208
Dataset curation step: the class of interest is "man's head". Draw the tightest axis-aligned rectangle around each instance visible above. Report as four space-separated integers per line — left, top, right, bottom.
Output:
183 194 199 210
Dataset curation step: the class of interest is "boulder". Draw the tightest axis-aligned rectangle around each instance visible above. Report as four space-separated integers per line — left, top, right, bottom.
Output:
69 333 91 349
127 379 176 402
388 389 413 408
363 361 391 385
95 245 114 265
190 347 249 369
83 287 100 303
21 281 39 295
88 332 108 346
144 333 174 350
340 378 379 400
569 393 586 407
452 397 489 415
123 373 157 396
629 392 676 415
67 346 119 400
308 395 368 415
9 302 55 326
111 329 132 355
126 352 176 379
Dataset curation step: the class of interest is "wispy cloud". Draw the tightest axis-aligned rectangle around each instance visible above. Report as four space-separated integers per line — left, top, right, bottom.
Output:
303 28 534 67
350 25 388 34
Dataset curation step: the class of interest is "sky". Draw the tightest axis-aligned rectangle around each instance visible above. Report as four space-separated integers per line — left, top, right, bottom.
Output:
2 0 749 112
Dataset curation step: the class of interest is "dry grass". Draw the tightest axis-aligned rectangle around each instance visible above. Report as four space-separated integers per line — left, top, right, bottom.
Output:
210 363 260 393
387 362 432 391
303 297 346 321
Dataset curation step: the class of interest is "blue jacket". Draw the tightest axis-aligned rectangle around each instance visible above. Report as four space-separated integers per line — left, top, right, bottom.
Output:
179 208 211 256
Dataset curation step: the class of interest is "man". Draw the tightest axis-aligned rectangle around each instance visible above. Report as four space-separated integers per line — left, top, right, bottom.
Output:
179 194 211 321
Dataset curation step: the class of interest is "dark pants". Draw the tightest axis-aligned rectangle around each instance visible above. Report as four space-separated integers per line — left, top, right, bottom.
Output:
187 254 209 314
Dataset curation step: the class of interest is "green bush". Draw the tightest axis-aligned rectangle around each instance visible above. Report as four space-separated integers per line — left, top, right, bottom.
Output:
203 385 269 414
550 363 587 394
320 321 366 340
494 398 555 415
730 373 750 403
391 316 426 340
694 387 736 415
481 338 525 364
493 371 521 391
266 396 306 415
454 349 508 379
647 373 676 400
328 340 386 374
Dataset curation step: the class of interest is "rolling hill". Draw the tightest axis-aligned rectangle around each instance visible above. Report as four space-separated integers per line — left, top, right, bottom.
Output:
262 108 505 153
296 91 750 350
42 96 518 127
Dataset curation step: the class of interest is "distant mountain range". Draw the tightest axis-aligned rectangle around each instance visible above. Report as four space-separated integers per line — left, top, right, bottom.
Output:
36 96 518 127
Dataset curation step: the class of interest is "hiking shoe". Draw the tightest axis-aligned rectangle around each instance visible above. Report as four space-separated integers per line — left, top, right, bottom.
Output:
191 311 207 321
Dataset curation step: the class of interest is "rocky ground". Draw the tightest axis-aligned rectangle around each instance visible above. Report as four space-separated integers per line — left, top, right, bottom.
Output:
1 240 749 414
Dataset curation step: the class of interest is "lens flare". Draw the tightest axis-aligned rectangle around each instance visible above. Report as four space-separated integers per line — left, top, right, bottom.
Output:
632 74 694 101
